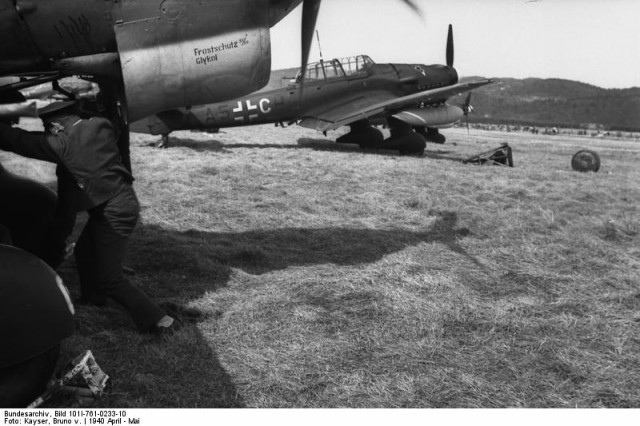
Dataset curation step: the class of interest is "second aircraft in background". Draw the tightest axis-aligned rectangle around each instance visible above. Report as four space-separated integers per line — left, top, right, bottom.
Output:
133 25 493 155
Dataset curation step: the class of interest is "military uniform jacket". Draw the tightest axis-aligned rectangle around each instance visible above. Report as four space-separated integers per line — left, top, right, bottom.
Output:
0 116 133 211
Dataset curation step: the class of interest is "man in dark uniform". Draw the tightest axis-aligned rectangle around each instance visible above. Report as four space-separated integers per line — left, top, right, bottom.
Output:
0 101 174 333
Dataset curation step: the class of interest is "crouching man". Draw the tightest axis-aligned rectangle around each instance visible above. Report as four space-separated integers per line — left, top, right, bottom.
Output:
0 101 173 334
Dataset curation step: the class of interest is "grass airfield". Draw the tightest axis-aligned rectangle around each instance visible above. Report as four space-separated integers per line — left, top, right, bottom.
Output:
2 123 639 408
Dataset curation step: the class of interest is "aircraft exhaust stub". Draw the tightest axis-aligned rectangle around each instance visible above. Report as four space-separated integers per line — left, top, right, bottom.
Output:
571 149 600 172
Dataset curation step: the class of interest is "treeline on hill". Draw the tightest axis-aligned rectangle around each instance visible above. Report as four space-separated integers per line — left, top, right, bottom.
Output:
455 77 640 132
264 68 640 132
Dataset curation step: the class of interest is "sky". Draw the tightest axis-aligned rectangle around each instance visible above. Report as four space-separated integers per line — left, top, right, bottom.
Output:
270 0 640 89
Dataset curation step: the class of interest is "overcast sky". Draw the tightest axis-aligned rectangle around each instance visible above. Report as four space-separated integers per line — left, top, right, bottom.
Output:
270 0 640 89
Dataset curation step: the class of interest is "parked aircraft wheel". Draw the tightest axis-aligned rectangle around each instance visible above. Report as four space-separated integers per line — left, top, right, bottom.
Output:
376 131 426 155
0 345 60 407
425 127 446 144
379 118 426 155
356 127 384 149
336 120 383 148
571 149 600 172
414 126 429 139
0 163 65 267
0 244 74 407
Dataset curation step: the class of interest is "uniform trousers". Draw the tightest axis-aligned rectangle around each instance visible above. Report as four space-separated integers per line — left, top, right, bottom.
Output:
74 186 165 331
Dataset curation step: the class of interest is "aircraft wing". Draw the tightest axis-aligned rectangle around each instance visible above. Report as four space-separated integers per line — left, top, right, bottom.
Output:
299 79 494 132
298 90 399 131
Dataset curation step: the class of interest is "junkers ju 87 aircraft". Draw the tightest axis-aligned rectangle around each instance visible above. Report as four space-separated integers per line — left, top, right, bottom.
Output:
133 25 493 154
0 0 321 167
0 0 418 159
1 0 422 405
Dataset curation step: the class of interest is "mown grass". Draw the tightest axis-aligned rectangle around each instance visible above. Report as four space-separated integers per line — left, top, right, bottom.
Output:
2 123 639 408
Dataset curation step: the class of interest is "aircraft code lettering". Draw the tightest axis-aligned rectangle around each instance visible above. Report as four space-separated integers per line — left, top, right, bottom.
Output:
233 98 271 122
259 99 271 114
193 34 250 66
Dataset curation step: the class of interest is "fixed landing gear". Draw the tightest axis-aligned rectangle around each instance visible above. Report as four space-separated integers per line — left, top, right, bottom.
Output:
336 119 384 148
373 117 425 155
415 126 446 144
96 79 132 172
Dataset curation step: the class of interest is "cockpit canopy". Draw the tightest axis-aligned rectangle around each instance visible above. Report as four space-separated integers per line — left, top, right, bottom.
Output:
295 55 375 82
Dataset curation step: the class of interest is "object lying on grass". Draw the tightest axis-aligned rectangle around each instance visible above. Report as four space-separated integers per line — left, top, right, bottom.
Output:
28 350 110 408
462 143 513 167
571 149 600 172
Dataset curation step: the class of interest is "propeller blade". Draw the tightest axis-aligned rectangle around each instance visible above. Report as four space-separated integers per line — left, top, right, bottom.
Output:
400 0 423 17
300 0 321 81
446 24 454 68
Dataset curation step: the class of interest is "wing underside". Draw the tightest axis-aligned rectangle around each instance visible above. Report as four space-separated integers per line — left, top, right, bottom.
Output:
298 90 397 131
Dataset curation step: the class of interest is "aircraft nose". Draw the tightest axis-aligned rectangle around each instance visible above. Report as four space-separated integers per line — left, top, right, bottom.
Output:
448 67 459 85
421 64 458 88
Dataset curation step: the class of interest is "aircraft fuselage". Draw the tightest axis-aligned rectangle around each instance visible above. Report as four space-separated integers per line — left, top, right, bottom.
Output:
0 0 305 120
132 60 459 135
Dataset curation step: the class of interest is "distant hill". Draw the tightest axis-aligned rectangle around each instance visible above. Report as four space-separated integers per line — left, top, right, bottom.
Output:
454 77 640 131
264 68 640 131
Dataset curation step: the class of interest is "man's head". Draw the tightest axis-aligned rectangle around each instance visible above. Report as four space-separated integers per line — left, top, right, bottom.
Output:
37 100 79 128
38 98 112 134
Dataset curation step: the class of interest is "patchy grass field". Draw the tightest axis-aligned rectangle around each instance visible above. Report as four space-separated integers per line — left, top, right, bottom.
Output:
2 123 639 408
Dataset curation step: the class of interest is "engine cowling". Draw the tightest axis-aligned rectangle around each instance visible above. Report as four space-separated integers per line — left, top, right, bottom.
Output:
114 1 273 121
7 0 274 121
117 26 271 121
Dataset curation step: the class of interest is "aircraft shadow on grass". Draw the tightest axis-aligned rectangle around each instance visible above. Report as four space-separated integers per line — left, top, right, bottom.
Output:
54 210 482 408
146 134 311 153
56 251 246 408
144 134 468 162
296 138 467 163
126 210 483 294
422 149 466 162
47 312 245 408
141 136 227 152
